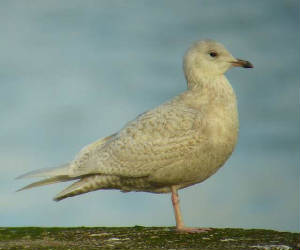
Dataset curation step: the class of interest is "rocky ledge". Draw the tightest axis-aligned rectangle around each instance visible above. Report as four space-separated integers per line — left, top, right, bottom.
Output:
0 226 299 250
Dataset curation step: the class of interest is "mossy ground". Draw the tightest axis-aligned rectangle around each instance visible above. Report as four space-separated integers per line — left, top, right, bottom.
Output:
0 226 299 250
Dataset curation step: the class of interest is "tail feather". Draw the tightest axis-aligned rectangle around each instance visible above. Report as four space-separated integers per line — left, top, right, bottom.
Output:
17 163 75 192
17 176 75 192
17 164 121 202
54 175 120 201
16 163 71 179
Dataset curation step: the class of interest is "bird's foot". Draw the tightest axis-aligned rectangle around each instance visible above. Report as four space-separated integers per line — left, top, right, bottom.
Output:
175 227 212 233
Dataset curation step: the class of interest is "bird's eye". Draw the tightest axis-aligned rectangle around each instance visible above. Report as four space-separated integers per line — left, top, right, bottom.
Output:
209 51 218 58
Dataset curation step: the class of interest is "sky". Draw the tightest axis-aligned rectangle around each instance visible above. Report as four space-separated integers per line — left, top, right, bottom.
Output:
0 0 299 232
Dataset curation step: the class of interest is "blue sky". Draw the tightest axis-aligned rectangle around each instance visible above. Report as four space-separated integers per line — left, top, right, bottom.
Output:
0 0 299 232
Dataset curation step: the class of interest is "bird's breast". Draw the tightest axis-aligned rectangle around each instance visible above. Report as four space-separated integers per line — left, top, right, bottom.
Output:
204 103 239 148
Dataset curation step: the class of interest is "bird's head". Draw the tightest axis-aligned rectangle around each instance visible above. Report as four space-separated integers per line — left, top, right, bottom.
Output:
183 40 253 85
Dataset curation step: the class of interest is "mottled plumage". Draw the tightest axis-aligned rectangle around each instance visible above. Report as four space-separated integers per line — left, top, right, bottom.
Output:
18 40 253 232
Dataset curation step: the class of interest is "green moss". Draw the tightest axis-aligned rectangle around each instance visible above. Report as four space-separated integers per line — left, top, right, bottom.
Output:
0 227 299 250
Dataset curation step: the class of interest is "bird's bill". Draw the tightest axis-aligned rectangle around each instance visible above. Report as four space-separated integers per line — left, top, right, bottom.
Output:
231 59 253 68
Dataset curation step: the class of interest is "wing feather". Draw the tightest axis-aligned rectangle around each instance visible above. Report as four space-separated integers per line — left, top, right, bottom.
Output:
70 99 207 178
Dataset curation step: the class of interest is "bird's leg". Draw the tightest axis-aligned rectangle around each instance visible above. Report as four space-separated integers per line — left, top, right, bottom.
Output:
171 186 211 233
171 186 184 229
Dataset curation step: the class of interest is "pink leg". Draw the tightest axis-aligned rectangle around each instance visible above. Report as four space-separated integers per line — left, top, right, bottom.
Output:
171 186 211 233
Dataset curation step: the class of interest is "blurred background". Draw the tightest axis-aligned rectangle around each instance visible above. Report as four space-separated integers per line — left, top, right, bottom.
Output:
0 0 299 232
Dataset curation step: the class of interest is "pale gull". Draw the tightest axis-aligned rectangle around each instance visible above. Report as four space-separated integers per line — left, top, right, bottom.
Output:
17 39 253 233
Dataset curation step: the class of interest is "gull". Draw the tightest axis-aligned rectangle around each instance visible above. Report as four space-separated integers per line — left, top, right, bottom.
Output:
17 39 253 233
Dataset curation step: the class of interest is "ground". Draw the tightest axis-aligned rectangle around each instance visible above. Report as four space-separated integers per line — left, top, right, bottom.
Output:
0 227 299 250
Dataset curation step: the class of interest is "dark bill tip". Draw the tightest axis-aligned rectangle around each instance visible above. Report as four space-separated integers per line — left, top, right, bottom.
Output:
242 60 254 68
232 59 254 69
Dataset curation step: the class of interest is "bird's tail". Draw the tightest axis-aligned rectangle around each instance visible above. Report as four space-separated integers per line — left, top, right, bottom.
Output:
53 175 120 201
16 163 76 192
17 163 71 179
17 165 120 201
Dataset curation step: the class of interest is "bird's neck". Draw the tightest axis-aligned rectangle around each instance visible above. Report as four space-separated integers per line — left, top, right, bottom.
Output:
186 72 224 89
183 74 237 106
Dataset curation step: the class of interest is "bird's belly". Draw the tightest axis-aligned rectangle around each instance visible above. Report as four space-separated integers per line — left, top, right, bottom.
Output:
149 142 235 188
148 112 238 189
190 136 237 184
187 113 239 184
